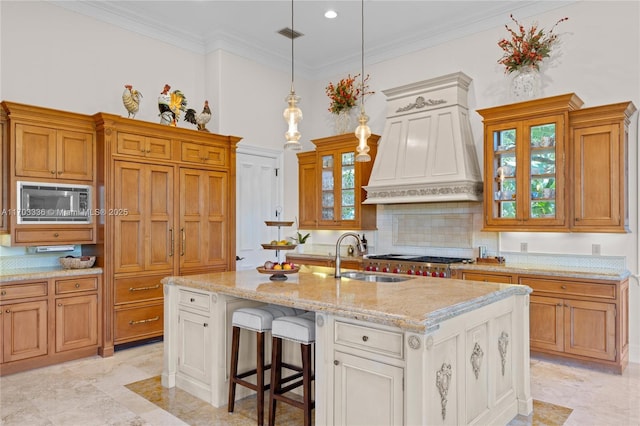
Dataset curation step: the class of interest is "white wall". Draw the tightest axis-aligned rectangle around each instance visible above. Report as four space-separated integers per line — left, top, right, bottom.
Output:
2 1 639 361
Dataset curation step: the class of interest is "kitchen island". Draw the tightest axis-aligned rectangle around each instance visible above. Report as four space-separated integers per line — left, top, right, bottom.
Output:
162 266 532 425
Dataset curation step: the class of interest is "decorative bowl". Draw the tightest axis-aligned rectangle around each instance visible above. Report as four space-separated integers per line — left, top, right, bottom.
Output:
256 266 299 281
59 256 96 269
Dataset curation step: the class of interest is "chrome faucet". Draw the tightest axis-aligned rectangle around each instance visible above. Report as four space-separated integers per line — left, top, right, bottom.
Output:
335 232 363 278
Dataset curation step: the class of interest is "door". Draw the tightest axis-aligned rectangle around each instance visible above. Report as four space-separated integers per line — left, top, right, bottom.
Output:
180 168 229 272
14 124 57 178
2 300 48 362
236 150 280 270
333 350 404 426
564 299 616 361
529 295 564 352
55 295 98 352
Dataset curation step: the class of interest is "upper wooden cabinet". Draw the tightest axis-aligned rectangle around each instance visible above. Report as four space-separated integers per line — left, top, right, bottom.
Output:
478 94 636 233
0 110 7 234
299 134 379 230
569 102 636 232
478 94 583 231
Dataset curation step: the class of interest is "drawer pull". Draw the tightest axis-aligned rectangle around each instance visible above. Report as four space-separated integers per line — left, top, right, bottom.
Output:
1 290 6 296
362 335 369 342
5 309 10 313
203 323 209 327
190 298 196 302
129 316 160 325
75 283 80 288
129 285 160 292
54 233 59 237
561 285 567 289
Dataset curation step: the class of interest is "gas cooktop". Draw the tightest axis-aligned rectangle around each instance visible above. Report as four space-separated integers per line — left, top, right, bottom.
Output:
365 254 472 264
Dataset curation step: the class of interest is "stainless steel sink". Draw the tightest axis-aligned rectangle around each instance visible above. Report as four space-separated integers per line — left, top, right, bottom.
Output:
340 271 411 283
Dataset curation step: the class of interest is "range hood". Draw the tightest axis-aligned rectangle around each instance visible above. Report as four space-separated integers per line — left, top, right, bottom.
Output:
364 72 483 204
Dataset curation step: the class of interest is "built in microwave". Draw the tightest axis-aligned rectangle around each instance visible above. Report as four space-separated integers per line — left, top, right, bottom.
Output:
16 181 92 224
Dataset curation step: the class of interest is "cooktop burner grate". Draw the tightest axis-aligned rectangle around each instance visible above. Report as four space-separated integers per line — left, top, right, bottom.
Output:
366 254 471 264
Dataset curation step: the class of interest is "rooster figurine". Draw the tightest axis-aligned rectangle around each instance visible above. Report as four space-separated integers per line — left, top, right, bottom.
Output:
158 84 188 126
122 84 142 118
184 100 212 132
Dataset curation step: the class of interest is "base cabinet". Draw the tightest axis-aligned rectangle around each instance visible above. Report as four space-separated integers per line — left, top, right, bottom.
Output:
0 273 102 376
454 267 629 373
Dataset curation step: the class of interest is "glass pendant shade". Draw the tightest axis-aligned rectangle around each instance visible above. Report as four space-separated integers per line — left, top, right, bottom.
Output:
284 90 302 150
355 111 371 162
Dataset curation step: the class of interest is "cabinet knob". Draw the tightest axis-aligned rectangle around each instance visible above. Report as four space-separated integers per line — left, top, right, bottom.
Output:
75 283 80 288
5 309 10 313
362 335 369 342
561 285 567 289
190 298 195 302
556 303 563 307
54 233 59 237
50 170 56 174
203 323 208 327
57 171 62 175
334 360 339 366
58 303 63 307
1 290 6 296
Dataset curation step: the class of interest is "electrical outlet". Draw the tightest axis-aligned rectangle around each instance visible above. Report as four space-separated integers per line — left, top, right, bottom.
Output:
592 244 601 256
520 242 528 253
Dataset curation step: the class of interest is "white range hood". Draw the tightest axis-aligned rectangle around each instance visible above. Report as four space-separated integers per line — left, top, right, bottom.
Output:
364 72 483 204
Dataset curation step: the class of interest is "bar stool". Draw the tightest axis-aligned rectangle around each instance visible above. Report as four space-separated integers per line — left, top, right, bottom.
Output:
228 304 301 425
268 311 316 426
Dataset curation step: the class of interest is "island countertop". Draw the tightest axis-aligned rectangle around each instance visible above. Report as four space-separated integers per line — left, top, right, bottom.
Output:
162 266 531 333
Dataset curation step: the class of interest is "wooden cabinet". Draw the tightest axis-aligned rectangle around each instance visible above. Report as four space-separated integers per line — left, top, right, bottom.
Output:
298 134 379 230
1 273 102 376
522 275 628 373
451 269 515 283
297 151 317 228
569 102 636 232
1 102 97 246
477 95 636 233
94 113 240 350
54 276 99 353
454 268 629 373
0 110 7 233
15 124 93 181
477 94 583 231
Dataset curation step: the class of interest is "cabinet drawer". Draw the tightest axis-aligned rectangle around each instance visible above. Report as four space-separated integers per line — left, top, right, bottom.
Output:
0 282 48 300
181 142 227 166
115 275 164 304
115 303 163 342
461 271 514 283
14 228 94 244
520 277 616 299
55 277 98 294
334 321 403 359
178 289 211 312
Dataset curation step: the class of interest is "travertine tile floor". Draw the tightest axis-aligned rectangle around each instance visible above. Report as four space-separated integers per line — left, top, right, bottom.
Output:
0 340 638 425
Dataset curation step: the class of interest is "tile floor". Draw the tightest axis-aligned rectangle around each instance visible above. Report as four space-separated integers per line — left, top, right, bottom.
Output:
0 341 638 425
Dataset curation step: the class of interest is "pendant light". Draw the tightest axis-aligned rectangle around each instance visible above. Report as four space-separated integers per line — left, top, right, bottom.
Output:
283 0 302 150
354 0 371 162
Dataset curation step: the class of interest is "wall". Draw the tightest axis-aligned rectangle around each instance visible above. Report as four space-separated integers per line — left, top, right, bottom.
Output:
1 1 638 361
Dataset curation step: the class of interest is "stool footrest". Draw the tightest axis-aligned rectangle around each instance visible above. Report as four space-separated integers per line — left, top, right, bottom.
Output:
272 392 316 411
235 364 272 380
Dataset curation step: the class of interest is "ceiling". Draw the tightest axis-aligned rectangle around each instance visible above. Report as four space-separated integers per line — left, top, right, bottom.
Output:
53 0 573 79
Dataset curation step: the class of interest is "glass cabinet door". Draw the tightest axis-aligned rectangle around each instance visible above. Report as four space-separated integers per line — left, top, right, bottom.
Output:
321 154 334 221
340 152 355 220
490 126 517 220
528 122 557 219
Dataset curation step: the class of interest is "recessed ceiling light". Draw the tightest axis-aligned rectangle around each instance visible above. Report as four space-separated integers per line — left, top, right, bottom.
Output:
324 10 337 19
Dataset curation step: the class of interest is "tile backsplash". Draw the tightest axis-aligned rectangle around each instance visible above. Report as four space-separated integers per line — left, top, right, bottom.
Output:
0 246 82 270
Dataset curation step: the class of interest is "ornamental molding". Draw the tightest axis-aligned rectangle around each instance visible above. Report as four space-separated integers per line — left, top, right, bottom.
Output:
366 182 483 201
436 363 452 421
470 342 484 380
408 335 421 350
498 331 510 376
316 315 325 327
396 96 447 113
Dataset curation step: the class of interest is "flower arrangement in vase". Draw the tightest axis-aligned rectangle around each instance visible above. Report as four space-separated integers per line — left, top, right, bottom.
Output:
497 14 568 100
325 73 373 134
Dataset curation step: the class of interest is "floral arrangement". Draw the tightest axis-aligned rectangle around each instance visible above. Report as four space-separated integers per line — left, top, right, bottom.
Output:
325 73 373 114
498 14 568 74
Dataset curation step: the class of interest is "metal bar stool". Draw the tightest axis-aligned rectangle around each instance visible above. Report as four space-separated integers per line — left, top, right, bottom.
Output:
228 304 302 425
268 311 316 426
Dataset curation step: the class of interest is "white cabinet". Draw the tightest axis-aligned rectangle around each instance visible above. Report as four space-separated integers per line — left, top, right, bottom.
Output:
333 351 403 426
177 303 211 385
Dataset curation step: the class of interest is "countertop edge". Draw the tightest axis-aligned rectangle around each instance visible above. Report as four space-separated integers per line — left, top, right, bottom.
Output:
450 263 629 281
0 267 104 282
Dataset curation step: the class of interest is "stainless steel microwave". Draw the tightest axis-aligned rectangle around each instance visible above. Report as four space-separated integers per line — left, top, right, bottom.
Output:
17 181 92 224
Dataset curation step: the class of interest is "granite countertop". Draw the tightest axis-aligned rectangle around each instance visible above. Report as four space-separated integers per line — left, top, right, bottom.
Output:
286 253 363 262
0 267 104 283
163 266 530 333
449 262 629 281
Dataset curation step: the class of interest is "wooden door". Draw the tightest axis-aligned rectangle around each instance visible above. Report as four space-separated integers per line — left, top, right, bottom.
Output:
2 300 48 362
55 295 98 352
14 124 57 178
572 123 621 229
56 130 93 181
297 151 317 228
333 351 403 426
564 299 616 361
180 168 229 272
113 161 174 273
529 295 564 352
